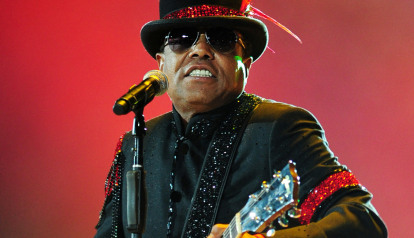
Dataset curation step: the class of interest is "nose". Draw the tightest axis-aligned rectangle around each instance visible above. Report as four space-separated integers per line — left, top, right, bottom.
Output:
188 34 214 59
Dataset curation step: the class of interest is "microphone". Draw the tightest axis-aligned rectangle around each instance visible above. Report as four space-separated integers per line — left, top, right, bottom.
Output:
113 70 169 115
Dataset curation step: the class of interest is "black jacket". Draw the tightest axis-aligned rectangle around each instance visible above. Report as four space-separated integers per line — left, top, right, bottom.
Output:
94 97 387 238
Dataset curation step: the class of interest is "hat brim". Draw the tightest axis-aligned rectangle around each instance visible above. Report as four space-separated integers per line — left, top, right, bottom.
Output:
140 16 268 62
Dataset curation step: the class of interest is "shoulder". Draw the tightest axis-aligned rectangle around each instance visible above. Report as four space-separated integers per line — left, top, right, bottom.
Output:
121 111 173 143
146 110 173 125
145 111 173 132
252 99 320 126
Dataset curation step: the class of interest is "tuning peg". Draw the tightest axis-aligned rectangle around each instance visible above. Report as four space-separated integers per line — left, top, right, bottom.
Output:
249 211 262 223
277 213 289 227
266 227 276 237
261 181 272 192
277 196 286 204
264 205 274 213
249 194 259 202
288 207 302 218
272 171 282 180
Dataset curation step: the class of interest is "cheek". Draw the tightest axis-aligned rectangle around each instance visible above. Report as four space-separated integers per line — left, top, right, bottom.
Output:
162 60 172 77
161 62 179 90
162 55 185 83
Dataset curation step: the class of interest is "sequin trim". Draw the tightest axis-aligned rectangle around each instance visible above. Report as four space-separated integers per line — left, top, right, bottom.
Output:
189 118 220 139
104 134 125 197
182 93 263 238
166 130 186 238
163 5 247 19
298 171 360 225
95 133 127 238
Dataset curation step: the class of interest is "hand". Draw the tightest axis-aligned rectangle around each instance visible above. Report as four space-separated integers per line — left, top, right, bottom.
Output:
207 224 263 238
207 224 228 238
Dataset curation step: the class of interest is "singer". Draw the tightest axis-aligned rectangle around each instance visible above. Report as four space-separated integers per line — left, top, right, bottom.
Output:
94 0 387 238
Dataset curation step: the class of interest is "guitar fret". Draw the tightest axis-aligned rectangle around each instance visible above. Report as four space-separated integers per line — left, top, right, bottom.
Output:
223 216 238 238
230 224 235 238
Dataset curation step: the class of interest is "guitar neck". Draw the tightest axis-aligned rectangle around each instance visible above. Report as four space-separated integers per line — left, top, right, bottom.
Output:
222 213 242 238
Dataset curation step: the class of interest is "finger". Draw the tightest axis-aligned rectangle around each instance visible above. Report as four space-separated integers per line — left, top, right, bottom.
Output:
207 224 228 238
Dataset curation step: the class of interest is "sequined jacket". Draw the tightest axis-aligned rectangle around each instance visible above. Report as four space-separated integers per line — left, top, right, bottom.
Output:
94 95 387 238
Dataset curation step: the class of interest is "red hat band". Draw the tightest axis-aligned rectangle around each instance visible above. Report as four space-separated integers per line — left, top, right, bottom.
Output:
163 5 247 19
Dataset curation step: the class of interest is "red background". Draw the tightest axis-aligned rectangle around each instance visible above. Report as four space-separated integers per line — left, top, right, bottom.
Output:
1 0 413 237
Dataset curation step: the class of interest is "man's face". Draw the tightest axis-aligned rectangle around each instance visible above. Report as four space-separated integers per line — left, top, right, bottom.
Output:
156 30 252 115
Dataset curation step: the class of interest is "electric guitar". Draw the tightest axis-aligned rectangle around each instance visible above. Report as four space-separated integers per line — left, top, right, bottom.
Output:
221 160 301 238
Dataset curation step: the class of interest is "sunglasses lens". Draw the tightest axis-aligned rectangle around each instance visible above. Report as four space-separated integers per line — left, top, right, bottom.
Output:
166 28 238 53
206 28 237 53
167 28 198 52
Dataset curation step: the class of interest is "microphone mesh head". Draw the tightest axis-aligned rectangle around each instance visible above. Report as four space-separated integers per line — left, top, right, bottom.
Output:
143 70 169 96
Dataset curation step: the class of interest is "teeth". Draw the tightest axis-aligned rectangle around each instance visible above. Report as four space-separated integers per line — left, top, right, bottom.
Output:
189 69 213 77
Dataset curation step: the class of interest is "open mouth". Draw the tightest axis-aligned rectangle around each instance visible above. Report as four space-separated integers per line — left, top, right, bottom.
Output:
188 69 214 77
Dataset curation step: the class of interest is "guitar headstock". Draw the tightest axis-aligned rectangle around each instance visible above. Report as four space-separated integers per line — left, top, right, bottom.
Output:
237 160 300 234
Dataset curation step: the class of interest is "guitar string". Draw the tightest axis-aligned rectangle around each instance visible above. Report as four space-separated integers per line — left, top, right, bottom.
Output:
224 175 294 237
241 179 279 213
239 178 291 217
224 180 277 234
223 217 236 238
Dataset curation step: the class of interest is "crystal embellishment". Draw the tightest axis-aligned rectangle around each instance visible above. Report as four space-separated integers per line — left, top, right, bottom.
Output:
298 171 360 225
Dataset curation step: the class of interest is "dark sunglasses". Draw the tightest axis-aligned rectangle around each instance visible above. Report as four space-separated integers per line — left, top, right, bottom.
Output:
164 27 246 54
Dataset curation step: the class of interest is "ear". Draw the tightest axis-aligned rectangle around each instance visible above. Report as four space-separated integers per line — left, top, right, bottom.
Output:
242 56 253 78
156 53 165 71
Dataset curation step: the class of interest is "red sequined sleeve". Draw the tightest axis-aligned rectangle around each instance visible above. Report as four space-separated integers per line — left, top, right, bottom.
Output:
298 171 361 225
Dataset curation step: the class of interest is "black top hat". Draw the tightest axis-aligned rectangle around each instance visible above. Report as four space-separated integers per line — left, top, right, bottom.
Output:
140 0 269 61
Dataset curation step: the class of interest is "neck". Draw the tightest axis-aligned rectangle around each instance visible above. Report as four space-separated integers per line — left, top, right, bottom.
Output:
173 106 199 127
173 102 225 127
173 94 243 126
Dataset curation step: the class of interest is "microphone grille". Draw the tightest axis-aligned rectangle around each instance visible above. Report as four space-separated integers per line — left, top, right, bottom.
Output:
143 70 169 96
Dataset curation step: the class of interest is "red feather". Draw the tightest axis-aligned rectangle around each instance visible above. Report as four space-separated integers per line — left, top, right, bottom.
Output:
251 6 302 44
240 0 252 12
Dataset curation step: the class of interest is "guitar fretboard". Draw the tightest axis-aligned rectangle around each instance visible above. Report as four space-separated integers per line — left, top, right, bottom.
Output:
222 215 239 238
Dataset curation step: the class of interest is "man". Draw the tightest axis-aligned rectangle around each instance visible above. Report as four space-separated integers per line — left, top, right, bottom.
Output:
94 0 387 237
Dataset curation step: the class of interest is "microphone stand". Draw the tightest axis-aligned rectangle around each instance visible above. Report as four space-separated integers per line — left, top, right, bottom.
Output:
126 107 147 238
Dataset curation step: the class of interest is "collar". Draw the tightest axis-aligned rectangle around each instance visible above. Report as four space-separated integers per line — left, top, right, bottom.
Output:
172 98 240 140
